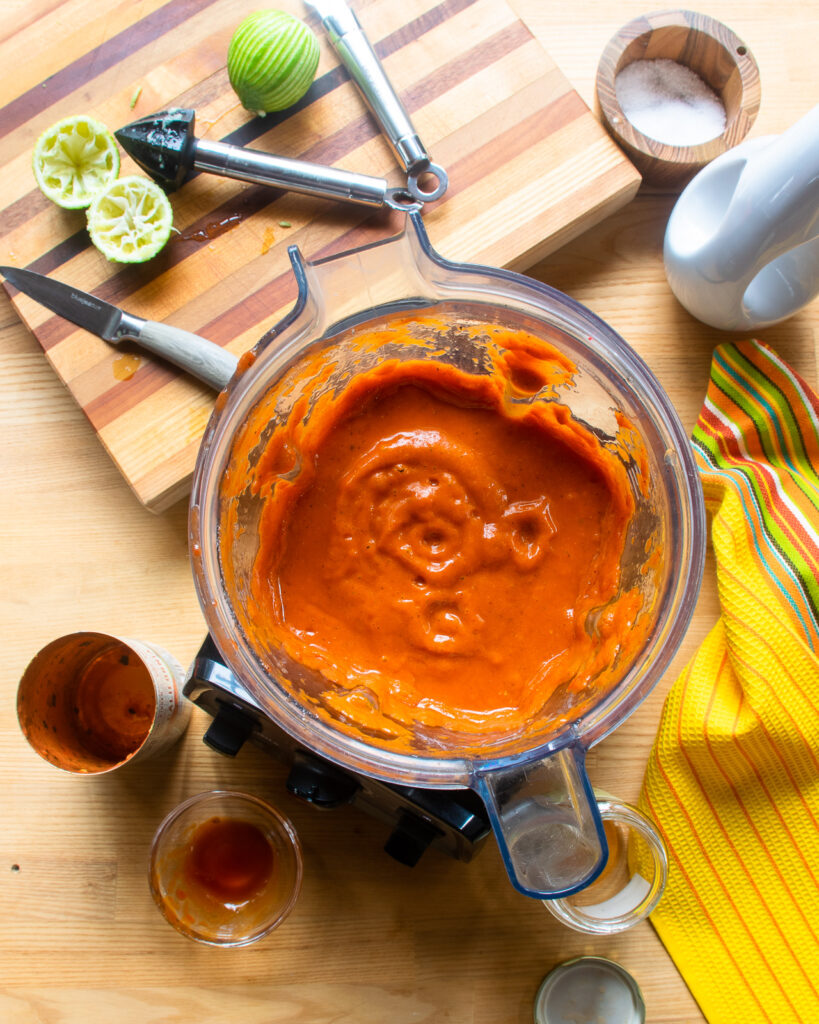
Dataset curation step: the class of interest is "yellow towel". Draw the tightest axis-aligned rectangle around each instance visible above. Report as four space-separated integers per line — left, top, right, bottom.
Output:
640 340 819 1024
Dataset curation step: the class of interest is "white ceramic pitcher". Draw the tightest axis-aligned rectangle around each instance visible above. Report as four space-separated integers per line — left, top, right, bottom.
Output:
664 103 819 330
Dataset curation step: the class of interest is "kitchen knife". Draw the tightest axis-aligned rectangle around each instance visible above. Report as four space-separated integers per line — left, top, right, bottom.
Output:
0 266 238 391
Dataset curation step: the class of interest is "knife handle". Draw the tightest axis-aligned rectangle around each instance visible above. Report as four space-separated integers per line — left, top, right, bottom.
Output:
129 319 239 391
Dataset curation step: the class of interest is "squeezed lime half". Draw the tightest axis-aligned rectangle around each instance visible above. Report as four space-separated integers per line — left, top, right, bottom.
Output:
86 175 173 263
33 115 120 209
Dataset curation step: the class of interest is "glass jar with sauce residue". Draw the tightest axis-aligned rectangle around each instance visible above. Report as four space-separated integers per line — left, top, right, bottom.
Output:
149 790 303 946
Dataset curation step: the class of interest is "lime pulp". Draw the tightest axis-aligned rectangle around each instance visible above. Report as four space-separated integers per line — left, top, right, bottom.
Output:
86 175 173 263
32 115 120 210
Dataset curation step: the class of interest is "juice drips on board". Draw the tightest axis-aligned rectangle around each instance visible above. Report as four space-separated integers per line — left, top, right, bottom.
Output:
112 352 141 381
179 212 244 242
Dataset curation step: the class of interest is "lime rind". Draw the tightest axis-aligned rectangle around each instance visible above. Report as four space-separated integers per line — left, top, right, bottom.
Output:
32 115 120 210
86 175 173 263
227 10 320 116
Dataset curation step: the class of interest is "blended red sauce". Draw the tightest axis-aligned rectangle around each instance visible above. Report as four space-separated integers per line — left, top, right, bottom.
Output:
183 817 274 905
222 317 647 749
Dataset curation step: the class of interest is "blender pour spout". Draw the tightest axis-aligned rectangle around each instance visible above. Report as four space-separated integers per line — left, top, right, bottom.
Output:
474 744 608 900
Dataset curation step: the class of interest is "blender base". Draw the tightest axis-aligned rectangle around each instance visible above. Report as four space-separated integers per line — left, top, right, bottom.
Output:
184 636 491 866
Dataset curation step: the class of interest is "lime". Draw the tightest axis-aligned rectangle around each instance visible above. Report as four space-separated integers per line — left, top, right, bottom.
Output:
227 10 320 116
86 175 173 263
32 115 120 209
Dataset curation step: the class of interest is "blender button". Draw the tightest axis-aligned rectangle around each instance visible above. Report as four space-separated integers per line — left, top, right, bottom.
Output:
202 703 257 756
286 751 360 808
384 811 443 867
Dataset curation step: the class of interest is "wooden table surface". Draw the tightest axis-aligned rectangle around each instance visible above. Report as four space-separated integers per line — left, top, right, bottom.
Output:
1 2 816 1022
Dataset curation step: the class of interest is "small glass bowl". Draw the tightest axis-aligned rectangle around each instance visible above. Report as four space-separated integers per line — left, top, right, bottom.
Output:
542 799 668 934
149 790 303 946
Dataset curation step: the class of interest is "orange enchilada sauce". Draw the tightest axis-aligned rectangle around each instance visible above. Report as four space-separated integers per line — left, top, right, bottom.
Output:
223 319 649 750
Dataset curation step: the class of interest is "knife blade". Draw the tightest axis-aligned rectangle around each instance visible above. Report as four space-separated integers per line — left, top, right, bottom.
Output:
0 266 238 391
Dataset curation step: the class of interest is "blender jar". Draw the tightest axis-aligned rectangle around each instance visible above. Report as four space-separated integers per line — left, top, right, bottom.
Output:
189 213 705 899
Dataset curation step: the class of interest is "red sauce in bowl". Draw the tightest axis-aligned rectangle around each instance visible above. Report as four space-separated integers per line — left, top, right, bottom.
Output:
184 817 274 905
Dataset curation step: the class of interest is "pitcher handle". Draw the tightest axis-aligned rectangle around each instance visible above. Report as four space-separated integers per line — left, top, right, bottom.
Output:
473 744 608 900
664 103 819 330
714 104 819 278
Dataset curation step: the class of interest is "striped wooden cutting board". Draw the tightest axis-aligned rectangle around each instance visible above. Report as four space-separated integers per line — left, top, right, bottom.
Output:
0 0 640 512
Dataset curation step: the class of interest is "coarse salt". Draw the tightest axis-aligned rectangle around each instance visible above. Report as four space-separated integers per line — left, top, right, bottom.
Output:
615 58 727 146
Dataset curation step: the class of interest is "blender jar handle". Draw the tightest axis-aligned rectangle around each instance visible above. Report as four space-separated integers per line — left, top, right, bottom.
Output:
283 212 437 341
474 744 608 900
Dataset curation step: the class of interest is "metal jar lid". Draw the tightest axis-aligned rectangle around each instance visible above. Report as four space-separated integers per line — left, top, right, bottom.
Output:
534 956 646 1024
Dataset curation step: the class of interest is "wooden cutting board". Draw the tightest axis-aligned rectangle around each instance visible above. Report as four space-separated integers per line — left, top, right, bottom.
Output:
0 0 639 512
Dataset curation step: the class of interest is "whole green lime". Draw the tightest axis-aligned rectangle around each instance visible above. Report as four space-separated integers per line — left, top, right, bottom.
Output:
227 10 320 116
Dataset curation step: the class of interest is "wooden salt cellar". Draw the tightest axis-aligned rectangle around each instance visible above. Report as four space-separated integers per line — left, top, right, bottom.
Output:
595 9 761 189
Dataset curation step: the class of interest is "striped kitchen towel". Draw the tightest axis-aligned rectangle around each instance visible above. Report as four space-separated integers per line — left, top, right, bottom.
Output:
640 339 819 1024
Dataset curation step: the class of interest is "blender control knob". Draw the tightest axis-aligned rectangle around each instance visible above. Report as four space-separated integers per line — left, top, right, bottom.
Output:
286 750 361 808
203 702 257 757
384 811 442 866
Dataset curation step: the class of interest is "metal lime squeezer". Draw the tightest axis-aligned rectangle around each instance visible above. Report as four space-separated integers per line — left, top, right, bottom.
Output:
115 0 448 213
